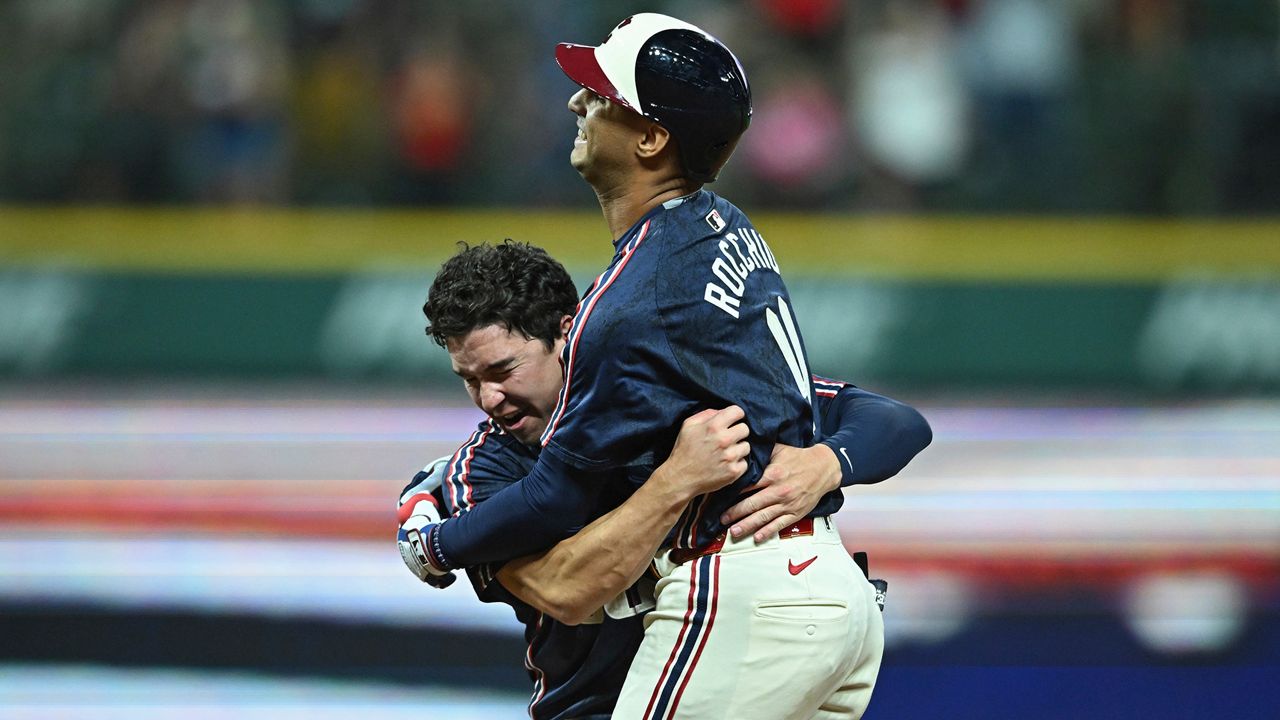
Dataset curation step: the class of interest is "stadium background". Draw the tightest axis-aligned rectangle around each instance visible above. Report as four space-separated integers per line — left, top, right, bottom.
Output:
1 1 1277 718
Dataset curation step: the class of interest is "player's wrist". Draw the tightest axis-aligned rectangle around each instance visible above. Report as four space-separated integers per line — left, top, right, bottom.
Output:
814 441 845 490
424 522 456 572
396 490 458 580
639 466 698 513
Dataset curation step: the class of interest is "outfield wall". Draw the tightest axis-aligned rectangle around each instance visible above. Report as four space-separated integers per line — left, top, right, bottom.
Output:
3 209 1279 391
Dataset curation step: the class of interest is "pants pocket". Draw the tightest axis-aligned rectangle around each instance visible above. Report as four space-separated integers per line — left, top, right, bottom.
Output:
754 599 848 623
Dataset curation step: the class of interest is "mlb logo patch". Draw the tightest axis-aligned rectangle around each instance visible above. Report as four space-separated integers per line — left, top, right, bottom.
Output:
705 209 726 233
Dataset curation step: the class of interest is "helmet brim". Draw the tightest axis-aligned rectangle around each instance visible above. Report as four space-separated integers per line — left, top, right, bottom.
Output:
555 43 637 113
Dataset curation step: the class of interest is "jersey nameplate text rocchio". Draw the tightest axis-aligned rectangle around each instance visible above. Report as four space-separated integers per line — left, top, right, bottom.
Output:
703 229 781 319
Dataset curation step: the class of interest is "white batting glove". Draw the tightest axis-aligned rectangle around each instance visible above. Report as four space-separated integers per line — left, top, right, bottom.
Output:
397 456 457 589
398 455 452 506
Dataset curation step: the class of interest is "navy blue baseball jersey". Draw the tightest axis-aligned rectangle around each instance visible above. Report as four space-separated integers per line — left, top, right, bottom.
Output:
434 190 891 568
538 190 828 552
422 418 644 720
414 380 928 719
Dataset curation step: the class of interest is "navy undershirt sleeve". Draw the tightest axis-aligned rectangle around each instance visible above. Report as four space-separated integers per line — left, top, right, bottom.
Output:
434 451 603 568
818 386 933 486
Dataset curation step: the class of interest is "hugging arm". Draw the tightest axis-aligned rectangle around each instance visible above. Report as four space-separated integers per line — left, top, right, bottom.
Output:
721 381 932 541
428 450 601 570
816 385 932 486
497 406 749 624
424 409 749 594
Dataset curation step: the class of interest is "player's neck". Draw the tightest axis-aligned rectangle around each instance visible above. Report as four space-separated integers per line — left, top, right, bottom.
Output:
594 176 702 240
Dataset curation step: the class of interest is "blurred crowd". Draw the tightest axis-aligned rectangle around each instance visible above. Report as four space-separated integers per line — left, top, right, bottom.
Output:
0 0 1276 213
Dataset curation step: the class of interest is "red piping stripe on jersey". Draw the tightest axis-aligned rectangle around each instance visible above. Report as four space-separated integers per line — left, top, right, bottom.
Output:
541 219 652 447
681 494 708 550
671 500 698 553
813 374 848 399
445 419 499 516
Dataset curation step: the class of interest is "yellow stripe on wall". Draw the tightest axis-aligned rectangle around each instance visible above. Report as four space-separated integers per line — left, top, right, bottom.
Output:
2 207 1278 280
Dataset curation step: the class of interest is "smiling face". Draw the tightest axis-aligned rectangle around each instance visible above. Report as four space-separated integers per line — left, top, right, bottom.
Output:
568 87 651 185
446 322 568 445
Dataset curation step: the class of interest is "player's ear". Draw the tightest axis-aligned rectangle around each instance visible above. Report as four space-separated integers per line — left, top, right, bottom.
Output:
636 122 672 160
558 314 573 339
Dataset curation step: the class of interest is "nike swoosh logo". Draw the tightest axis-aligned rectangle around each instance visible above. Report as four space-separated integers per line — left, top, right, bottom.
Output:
839 447 852 470
788 556 818 576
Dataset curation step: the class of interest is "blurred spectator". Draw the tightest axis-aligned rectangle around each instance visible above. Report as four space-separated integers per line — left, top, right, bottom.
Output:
953 0 1077 211
740 67 850 205
847 0 971 209
388 38 475 203
175 0 291 203
1073 0 1199 213
1 0 118 201
288 6 391 205
0 0 1276 213
755 0 844 38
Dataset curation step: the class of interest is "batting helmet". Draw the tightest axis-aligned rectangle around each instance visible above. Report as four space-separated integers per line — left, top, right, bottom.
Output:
555 13 752 183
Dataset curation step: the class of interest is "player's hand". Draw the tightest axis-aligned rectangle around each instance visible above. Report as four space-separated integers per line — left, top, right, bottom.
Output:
398 455 452 506
720 442 841 543
397 492 456 589
657 405 750 499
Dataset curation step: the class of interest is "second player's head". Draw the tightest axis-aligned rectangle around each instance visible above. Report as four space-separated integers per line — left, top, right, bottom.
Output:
423 240 578 445
556 13 752 189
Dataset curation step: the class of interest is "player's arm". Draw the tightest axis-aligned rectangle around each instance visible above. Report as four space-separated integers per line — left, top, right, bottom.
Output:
721 379 932 541
398 420 551 589
494 406 749 625
414 450 600 575
419 402 744 575
815 383 932 486
398 424 529 590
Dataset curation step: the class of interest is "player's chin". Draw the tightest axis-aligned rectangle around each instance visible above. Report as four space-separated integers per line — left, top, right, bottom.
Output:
508 424 545 445
497 412 538 441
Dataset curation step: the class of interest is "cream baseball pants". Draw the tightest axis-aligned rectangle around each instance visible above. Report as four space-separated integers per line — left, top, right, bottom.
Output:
612 516 884 720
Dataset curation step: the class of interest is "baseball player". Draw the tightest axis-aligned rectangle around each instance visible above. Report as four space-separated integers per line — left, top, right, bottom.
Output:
399 241 931 719
405 14 934 719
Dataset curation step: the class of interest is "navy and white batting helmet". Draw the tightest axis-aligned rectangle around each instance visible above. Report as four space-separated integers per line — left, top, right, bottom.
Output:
555 13 752 183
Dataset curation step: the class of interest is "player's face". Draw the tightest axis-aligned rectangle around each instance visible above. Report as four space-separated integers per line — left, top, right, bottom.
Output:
446 323 567 446
567 88 642 183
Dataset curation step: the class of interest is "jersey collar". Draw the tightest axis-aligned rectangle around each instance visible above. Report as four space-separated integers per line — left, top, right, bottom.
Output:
613 190 705 252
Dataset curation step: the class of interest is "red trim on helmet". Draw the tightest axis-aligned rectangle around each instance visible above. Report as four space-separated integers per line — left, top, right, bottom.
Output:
554 43 635 112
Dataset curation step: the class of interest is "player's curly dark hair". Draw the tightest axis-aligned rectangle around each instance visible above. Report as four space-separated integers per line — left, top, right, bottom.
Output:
423 240 579 350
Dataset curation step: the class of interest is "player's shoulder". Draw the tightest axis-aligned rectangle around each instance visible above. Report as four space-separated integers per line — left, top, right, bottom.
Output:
653 190 750 239
438 417 535 515
446 417 535 469
704 189 751 223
